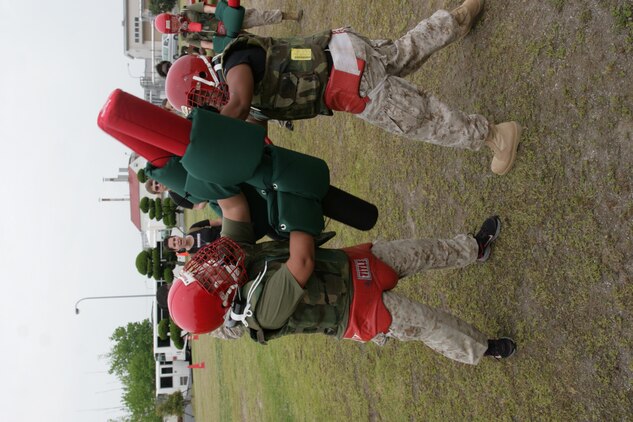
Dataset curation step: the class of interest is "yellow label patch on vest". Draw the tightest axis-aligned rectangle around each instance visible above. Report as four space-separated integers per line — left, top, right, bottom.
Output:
291 48 312 61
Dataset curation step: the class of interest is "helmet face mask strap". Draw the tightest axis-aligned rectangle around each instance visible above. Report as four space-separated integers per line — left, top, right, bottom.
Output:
229 261 268 327
198 55 220 86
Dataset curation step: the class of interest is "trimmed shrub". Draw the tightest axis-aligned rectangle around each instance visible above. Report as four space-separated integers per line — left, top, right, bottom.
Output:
137 168 147 183
135 251 151 276
163 268 174 283
163 251 177 266
156 391 185 418
139 197 150 213
163 213 176 227
161 198 177 227
157 319 170 341
151 248 160 263
154 199 163 221
170 322 184 349
151 248 162 281
163 197 174 209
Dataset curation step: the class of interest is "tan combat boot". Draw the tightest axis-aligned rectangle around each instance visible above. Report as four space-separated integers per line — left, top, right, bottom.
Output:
451 0 484 37
282 10 303 22
485 122 521 175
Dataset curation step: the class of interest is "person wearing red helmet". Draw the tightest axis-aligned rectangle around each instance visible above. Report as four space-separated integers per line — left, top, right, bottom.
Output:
154 1 302 54
167 192 517 364
201 0 520 175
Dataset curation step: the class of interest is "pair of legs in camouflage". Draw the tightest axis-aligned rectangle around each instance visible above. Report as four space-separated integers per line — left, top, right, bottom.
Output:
370 234 490 365
243 9 302 28
348 9 489 150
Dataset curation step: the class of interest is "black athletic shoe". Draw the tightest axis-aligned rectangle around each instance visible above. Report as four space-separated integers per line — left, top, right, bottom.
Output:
475 215 501 262
484 337 517 359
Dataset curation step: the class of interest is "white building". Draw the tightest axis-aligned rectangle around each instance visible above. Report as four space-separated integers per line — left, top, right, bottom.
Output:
122 0 172 105
152 286 192 397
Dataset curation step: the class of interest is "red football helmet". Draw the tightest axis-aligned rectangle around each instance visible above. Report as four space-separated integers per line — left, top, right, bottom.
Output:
168 237 248 334
155 13 182 34
165 55 229 114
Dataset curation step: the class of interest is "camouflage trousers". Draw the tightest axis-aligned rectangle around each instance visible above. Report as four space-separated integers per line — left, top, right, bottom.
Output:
348 10 489 150
243 9 283 28
370 235 489 365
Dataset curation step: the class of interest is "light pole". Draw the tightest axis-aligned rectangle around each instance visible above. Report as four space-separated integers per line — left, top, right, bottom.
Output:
74 294 155 315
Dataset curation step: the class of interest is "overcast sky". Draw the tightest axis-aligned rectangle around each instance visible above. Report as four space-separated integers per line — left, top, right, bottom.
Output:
0 3 158 421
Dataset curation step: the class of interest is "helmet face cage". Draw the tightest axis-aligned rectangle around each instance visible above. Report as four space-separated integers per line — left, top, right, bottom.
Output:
186 55 229 109
187 82 229 110
166 55 230 113
183 237 248 303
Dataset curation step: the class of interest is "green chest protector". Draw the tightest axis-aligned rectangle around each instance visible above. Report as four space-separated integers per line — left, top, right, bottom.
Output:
145 157 239 204
180 108 331 236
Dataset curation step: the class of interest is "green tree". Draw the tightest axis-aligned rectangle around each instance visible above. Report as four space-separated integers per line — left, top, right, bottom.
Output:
148 198 156 220
135 251 151 277
156 391 187 418
161 198 177 227
152 248 162 281
137 168 148 183
163 267 174 283
148 0 177 15
157 319 170 341
140 197 150 213
107 320 161 422
170 321 184 349
154 198 163 221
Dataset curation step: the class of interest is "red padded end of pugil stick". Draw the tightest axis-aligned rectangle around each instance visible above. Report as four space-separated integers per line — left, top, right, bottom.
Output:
98 89 192 165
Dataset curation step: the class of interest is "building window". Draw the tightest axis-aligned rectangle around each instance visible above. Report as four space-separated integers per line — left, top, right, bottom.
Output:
134 16 141 43
180 377 189 386
161 367 174 374
160 377 174 389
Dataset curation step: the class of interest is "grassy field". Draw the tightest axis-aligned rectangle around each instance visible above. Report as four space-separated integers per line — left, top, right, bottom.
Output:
184 0 633 420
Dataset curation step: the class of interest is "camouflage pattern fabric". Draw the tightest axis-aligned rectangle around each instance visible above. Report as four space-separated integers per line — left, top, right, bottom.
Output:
209 324 245 340
242 241 352 341
222 32 333 120
370 235 489 365
379 292 489 365
371 234 478 277
243 9 283 27
207 235 489 364
349 10 490 150
183 6 282 47
183 8 219 38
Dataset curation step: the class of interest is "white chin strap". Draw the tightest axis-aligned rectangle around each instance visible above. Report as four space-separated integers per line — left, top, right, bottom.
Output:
192 55 220 87
229 261 268 328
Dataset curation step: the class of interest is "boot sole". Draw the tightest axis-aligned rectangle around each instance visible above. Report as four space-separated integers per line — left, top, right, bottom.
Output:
494 122 522 176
